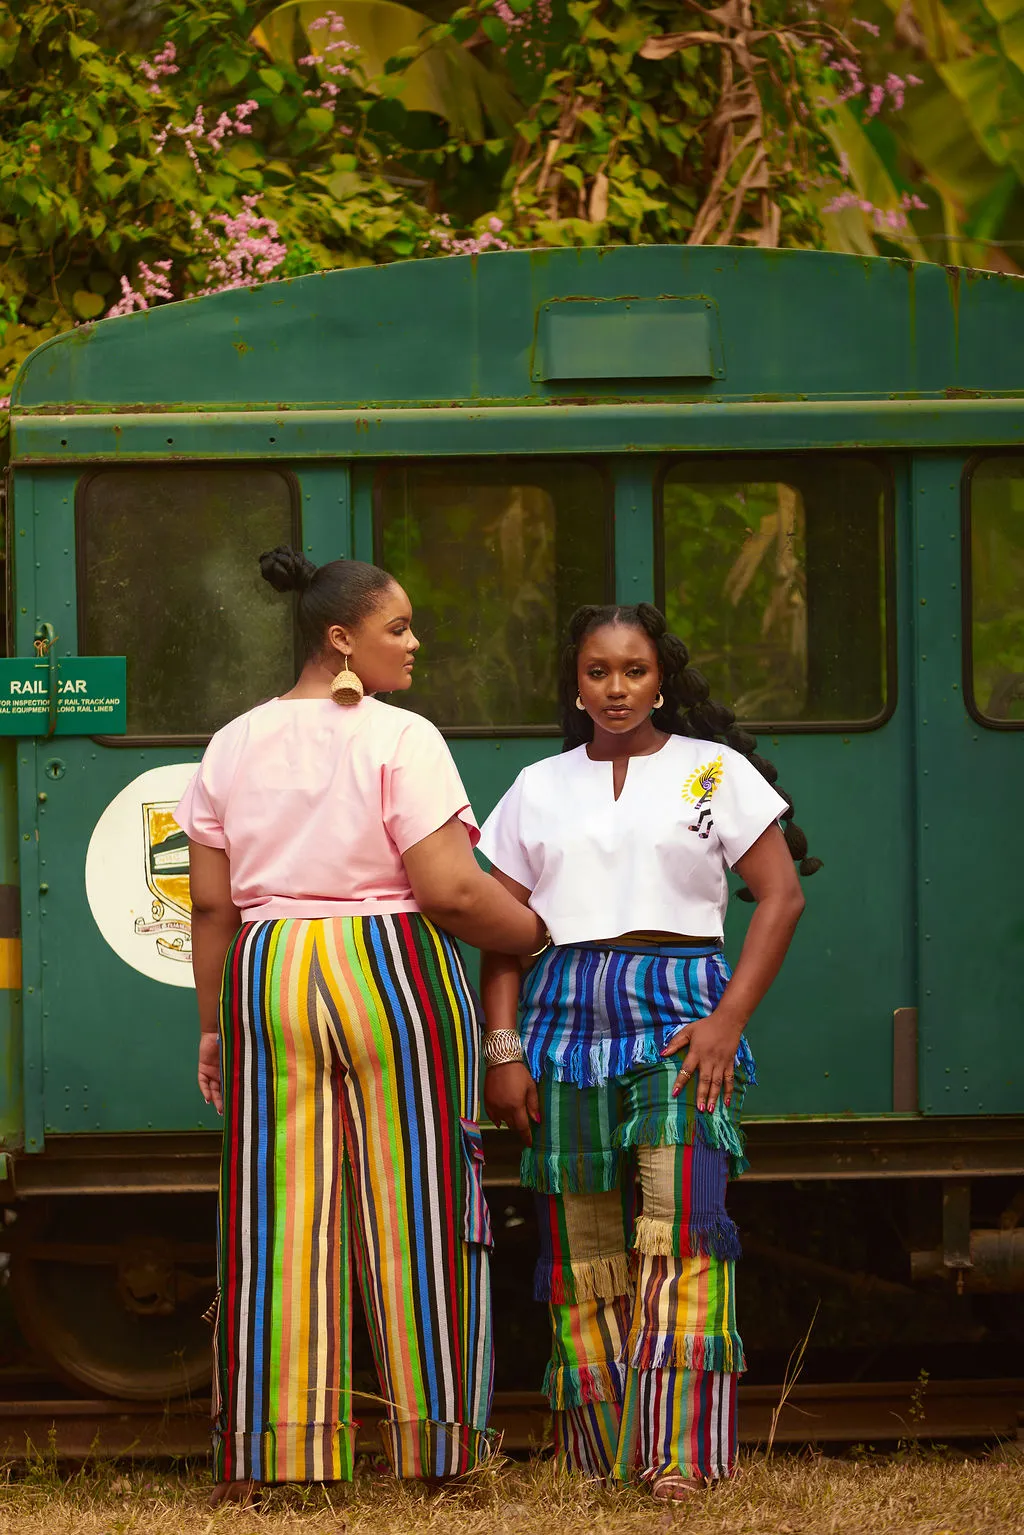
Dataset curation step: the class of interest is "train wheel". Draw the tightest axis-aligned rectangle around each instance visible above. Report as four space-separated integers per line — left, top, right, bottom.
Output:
7 1194 215 1401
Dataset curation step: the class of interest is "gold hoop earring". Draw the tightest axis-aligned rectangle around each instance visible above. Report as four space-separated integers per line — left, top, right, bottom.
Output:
575 694 587 711
331 654 364 707
653 691 664 710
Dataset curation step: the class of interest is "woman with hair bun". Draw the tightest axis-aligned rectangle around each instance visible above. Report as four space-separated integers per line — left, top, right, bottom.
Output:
478 603 816 1501
175 546 546 1504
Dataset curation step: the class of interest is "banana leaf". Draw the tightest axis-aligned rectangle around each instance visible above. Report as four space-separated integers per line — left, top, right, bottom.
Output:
822 97 928 262
251 0 521 141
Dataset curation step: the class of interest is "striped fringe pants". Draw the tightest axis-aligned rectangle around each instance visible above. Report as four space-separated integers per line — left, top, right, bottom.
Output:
213 914 494 1483
525 1060 746 1485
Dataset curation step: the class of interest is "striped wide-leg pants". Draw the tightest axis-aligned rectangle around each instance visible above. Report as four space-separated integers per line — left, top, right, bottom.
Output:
518 941 752 1485
213 914 495 1483
526 1060 748 1485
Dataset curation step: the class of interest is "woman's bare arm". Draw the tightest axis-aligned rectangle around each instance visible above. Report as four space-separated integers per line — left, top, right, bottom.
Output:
662 823 804 1113
481 868 541 1143
189 841 240 1114
403 818 546 954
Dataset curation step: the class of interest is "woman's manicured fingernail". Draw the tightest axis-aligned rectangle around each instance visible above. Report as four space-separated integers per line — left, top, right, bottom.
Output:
671 1084 680 1098
698 1100 705 1113
725 1097 731 1108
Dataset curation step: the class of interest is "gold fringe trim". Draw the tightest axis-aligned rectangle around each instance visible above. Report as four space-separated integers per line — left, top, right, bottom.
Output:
633 1215 676 1257
535 1251 633 1304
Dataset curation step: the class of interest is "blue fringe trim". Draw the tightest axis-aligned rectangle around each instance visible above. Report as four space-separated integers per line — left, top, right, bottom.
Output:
523 1029 757 1093
626 1331 746 1373
519 1147 623 1194
542 1360 626 1410
611 1105 749 1182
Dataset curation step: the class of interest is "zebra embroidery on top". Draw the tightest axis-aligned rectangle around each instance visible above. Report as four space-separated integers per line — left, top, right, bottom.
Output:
683 754 725 839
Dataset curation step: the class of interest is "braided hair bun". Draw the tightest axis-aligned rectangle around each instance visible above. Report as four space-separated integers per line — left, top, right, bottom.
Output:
259 545 317 594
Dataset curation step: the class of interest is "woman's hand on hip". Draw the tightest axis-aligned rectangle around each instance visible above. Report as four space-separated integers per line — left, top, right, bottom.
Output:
199 1032 223 1116
661 1012 743 1115
484 1063 540 1145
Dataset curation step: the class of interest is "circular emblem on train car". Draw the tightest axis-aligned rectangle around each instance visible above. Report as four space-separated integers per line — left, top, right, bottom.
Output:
85 763 198 989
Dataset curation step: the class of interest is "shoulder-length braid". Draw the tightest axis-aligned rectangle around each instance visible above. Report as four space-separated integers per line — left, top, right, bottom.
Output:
558 603 822 895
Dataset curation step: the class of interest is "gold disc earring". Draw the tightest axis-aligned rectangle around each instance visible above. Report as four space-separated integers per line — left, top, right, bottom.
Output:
575 694 587 711
331 654 364 707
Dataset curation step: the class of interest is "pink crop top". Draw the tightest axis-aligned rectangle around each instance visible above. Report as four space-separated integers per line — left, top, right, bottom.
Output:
174 696 479 922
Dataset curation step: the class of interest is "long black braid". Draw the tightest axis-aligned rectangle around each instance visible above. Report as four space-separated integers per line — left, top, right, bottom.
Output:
558 603 822 895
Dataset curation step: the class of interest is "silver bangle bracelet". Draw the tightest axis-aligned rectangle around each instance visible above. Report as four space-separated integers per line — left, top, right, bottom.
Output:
482 1029 526 1067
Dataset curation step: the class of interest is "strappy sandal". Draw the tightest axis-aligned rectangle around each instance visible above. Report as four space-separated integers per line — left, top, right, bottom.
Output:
649 1471 703 1501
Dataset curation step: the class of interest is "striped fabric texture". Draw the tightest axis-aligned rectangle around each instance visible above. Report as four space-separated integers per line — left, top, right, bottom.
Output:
214 914 494 1483
518 943 752 1485
535 1126 743 1481
519 939 756 1109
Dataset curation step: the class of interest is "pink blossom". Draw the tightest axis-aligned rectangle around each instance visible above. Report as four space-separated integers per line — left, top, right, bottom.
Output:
197 195 289 294
308 10 353 38
901 191 928 211
864 82 886 118
838 150 851 181
850 17 880 35
823 189 919 236
106 260 174 318
492 0 553 61
885 72 906 110
0 396 10 411
831 55 865 102
906 73 923 86
488 216 504 232
432 222 511 256
140 41 178 97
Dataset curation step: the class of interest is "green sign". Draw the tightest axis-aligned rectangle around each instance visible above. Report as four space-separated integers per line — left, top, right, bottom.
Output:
0 657 127 735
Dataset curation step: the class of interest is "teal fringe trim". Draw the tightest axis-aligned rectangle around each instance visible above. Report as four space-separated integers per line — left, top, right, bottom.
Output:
611 1104 749 1181
519 1147 623 1194
626 1331 746 1373
542 1359 626 1410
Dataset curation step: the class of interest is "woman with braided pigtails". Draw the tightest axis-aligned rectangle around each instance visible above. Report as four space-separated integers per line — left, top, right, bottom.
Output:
478 603 819 1500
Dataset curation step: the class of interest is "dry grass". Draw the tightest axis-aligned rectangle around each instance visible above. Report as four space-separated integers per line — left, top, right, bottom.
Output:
0 1449 1021 1535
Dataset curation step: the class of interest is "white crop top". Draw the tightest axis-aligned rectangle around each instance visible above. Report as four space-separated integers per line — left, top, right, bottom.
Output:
477 734 787 946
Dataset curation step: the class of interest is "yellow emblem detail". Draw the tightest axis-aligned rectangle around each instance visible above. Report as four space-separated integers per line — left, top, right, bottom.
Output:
134 803 192 963
682 754 724 805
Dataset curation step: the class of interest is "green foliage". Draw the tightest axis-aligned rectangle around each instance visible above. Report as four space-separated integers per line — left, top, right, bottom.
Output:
481 0 846 249
0 0 443 400
822 0 1024 269
969 459 1024 723
252 0 521 141
7 0 1024 431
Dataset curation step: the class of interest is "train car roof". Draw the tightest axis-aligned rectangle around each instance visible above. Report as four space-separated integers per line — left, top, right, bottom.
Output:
12 245 1024 416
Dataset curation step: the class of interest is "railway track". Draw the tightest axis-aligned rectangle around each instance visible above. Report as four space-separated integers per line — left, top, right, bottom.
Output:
0 1381 1018 1459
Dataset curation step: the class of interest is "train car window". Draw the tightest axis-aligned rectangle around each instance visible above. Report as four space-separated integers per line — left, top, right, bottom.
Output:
658 456 891 728
377 460 610 731
967 455 1024 727
78 466 299 738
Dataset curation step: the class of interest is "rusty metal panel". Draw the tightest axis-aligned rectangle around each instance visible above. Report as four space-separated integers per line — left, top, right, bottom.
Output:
893 1007 919 1112
10 249 1024 416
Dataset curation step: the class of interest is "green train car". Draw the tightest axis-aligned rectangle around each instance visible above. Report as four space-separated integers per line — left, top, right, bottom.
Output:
0 245 1022 1401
